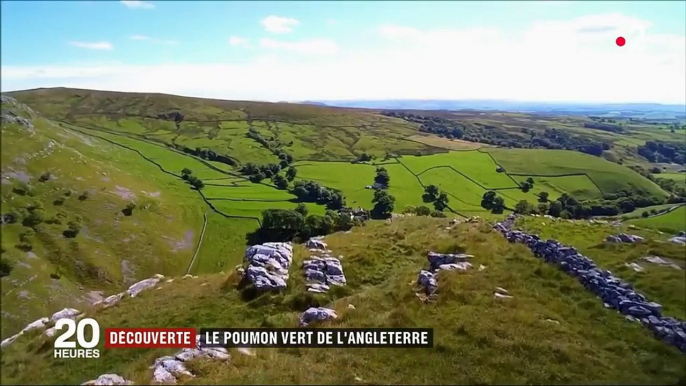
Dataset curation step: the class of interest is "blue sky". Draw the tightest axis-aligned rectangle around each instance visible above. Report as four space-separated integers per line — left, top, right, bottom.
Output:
1 1 685 103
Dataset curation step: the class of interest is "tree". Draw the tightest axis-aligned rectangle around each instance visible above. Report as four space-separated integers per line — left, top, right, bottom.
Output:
374 167 390 187
371 190 395 218
434 192 449 211
520 181 533 193
423 185 439 202
191 178 205 190
514 200 532 214
295 203 308 217
249 172 265 183
538 191 549 202
548 201 563 217
0 257 13 278
260 209 305 241
641 211 649 218
416 206 432 216
481 191 497 210
286 166 297 182
492 197 505 214
526 177 534 185
272 174 289 190
181 168 192 180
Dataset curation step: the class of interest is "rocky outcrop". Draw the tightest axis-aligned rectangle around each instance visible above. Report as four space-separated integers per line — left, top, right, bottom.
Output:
306 237 328 251
606 233 644 243
244 242 293 290
494 215 686 353
417 251 473 295
303 256 346 293
2 275 165 349
150 334 229 384
299 307 338 327
668 231 686 244
82 374 133 385
1 96 35 132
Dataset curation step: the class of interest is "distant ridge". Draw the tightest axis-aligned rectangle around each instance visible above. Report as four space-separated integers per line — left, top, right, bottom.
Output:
310 99 686 119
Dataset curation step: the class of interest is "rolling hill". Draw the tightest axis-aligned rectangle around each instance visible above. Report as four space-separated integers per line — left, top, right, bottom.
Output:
1 89 685 385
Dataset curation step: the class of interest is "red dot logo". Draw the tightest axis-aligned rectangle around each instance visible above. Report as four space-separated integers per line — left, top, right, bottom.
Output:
616 36 626 47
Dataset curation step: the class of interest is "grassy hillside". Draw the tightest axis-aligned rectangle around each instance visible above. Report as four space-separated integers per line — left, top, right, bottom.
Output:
0 97 259 337
1 216 684 385
626 205 686 234
8 88 446 163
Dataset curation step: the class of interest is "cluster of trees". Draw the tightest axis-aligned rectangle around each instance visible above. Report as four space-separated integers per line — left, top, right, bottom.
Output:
383 112 465 139
181 168 205 190
480 191 506 214
292 180 345 210
384 112 611 157
352 153 373 163
513 189 678 219
421 185 450 211
375 167 390 187
628 165 686 199
239 163 297 187
179 146 236 166
371 189 395 218
246 127 295 169
248 208 357 244
520 177 535 192
637 141 686 165
583 121 624 133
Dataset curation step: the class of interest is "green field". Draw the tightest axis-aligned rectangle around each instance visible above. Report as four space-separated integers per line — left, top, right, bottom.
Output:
484 148 667 198
510 175 603 201
626 206 686 234
658 173 686 182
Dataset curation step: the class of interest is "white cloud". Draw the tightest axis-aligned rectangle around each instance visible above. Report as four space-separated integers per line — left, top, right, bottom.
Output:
121 0 154 9
68 41 113 50
260 15 299 33
229 36 249 47
5 13 684 104
259 38 338 55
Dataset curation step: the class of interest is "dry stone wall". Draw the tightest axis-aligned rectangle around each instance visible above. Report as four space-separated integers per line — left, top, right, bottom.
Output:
494 215 686 353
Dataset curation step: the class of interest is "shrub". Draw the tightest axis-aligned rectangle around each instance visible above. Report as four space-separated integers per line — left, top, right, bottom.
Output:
1 257 14 277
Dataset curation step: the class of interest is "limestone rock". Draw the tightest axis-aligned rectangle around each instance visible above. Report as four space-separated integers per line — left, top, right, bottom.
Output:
81 374 133 385
299 307 338 327
417 270 437 294
50 308 81 322
244 242 293 291
127 278 160 297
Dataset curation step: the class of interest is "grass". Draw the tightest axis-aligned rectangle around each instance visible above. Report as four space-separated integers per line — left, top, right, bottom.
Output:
484 148 668 198
657 173 686 182
514 216 686 319
0 112 209 338
510 175 603 201
407 134 484 150
400 151 518 189
1 217 684 385
626 206 686 234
